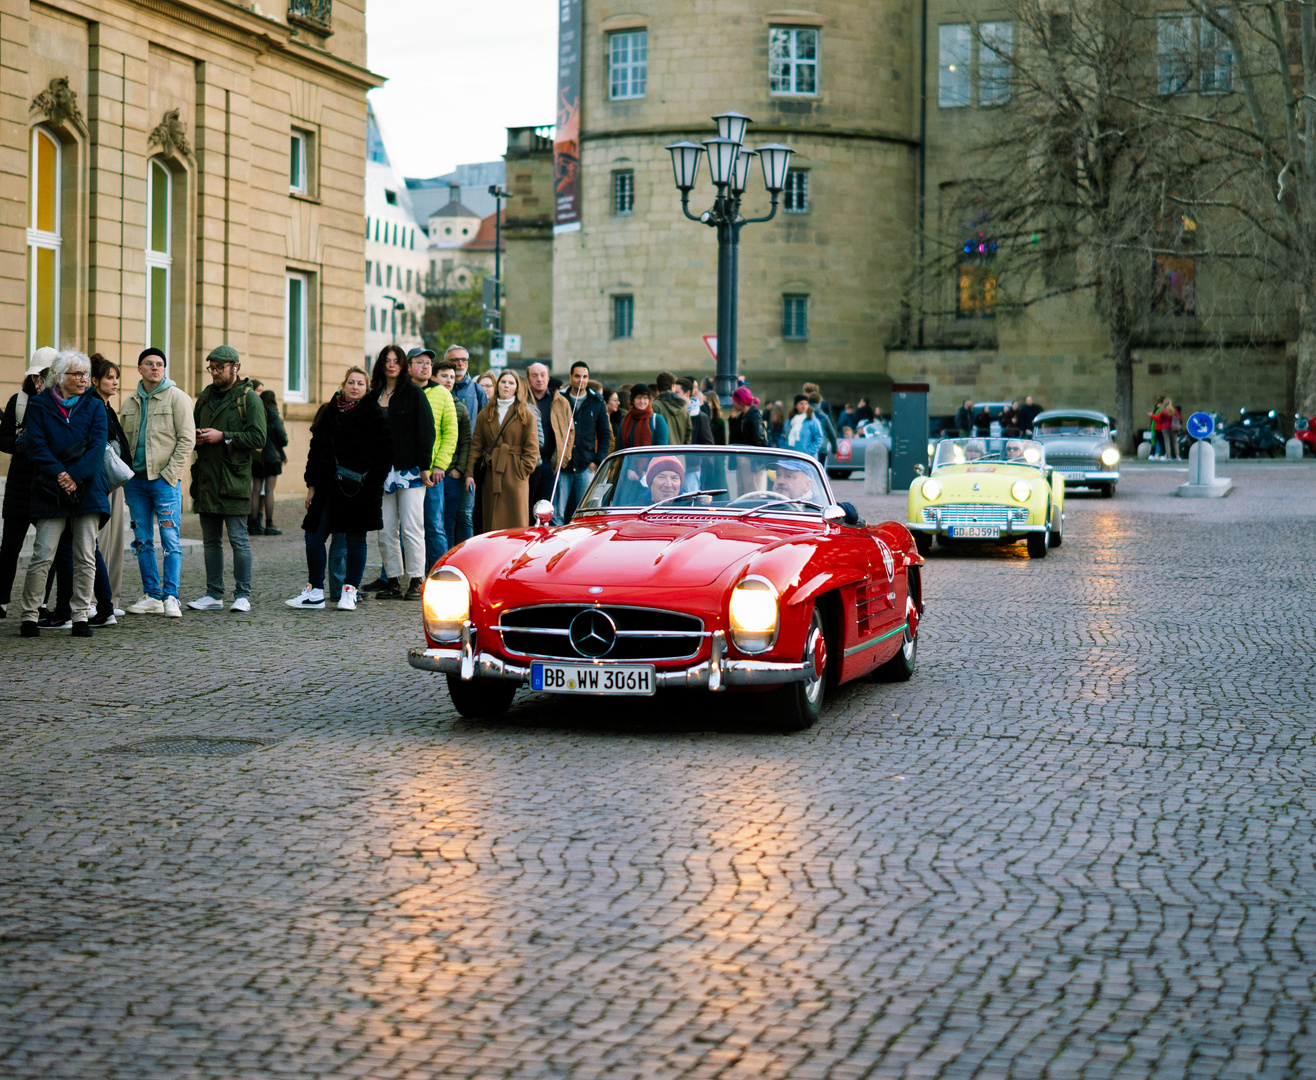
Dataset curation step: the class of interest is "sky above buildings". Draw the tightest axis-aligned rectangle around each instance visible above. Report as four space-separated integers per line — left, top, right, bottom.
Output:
366 0 556 180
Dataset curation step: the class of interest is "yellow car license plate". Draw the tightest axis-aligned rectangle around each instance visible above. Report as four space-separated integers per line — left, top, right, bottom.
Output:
948 525 1000 538
531 662 656 695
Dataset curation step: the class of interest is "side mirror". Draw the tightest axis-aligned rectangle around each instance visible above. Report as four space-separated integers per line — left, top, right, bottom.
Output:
532 499 555 526
1110 429 1118 438
823 504 846 524
914 464 926 477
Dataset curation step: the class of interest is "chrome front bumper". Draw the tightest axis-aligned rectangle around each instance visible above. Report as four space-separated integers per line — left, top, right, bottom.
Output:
905 520 1047 535
407 626 811 691
1057 469 1119 484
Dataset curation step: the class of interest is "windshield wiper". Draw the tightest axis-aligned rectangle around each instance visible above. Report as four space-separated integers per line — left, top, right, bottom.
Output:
636 489 729 517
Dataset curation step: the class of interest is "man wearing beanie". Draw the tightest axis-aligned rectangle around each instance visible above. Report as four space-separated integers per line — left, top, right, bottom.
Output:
188 345 266 613
119 347 196 618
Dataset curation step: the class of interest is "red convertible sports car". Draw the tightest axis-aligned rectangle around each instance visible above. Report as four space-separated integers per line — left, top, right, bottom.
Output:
407 445 925 729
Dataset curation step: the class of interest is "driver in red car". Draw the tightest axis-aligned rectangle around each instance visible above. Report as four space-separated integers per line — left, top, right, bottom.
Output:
772 459 821 503
645 456 686 502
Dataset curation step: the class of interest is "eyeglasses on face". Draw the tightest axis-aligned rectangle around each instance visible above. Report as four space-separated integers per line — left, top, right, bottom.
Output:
65 370 89 378
207 362 236 372
410 358 432 365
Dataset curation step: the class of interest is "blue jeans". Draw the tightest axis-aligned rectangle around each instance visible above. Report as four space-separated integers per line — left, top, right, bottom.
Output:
305 502 366 592
456 482 475 544
199 513 252 600
423 480 447 568
328 533 348 598
554 467 594 523
124 474 183 600
442 473 463 550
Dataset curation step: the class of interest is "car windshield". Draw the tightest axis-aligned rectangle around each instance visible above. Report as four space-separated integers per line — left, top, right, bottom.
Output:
859 420 888 439
933 437 1046 469
576 450 830 514
1035 417 1108 438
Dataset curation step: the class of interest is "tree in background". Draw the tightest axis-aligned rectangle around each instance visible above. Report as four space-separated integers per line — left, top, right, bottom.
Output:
424 270 494 362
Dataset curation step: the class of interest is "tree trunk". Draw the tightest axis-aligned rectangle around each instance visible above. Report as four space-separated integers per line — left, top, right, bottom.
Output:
1298 290 1316 418
1111 325 1136 455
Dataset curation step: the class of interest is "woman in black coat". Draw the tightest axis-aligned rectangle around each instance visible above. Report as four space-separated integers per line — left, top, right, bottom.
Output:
0 355 72 624
285 367 393 612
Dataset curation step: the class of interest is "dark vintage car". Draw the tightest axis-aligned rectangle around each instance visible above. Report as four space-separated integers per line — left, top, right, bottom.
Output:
408 446 925 730
1030 409 1121 497
825 419 890 479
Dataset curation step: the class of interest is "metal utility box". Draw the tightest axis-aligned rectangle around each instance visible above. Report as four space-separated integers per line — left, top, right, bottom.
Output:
890 383 929 492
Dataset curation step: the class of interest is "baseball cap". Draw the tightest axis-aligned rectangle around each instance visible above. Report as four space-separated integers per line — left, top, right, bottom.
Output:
407 347 436 361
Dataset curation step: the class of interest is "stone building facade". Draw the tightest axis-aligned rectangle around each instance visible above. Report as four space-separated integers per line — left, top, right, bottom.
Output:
547 0 1293 420
3 0 380 483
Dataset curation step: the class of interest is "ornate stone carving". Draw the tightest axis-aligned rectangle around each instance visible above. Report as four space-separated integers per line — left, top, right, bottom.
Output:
287 0 332 34
31 77 83 128
148 109 192 159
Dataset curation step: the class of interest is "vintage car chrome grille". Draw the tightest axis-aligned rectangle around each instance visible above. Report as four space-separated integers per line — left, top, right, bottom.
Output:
922 504 1029 526
497 605 706 661
1042 453 1100 469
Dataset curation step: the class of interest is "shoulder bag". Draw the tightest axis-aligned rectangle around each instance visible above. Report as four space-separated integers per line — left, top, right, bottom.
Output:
104 442 134 490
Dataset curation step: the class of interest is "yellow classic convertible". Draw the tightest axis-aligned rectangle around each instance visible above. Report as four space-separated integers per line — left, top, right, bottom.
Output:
906 438 1064 558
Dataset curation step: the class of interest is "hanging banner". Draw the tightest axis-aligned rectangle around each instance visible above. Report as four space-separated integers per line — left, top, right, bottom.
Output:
554 0 583 235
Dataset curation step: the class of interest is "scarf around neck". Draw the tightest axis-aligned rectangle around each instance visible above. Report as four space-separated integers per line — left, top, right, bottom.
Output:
620 403 654 447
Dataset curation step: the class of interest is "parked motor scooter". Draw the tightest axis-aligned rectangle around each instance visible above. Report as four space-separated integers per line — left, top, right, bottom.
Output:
1296 413 1316 457
1223 408 1286 458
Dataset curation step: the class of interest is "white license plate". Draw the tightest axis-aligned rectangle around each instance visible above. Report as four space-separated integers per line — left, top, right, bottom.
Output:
1061 471 1087 481
948 525 1000 538
531 662 656 696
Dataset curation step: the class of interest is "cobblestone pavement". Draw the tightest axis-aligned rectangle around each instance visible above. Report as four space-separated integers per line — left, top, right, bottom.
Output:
2 463 1315 1080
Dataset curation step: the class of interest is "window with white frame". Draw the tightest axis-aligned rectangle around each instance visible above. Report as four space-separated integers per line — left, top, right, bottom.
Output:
1157 14 1193 94
1200 10 1234 93
783 294 809 340
612 294 634 339
783 169 809 213
979 21 1013 105
609 30 647 100
938 24 972 107
285 272 310 402
290 129 309 194
27 125 61 355
769 27 819 94
613 169 634 214
145 158 172 361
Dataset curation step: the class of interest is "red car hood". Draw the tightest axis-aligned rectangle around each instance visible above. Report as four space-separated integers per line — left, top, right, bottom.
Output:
493 514 811 588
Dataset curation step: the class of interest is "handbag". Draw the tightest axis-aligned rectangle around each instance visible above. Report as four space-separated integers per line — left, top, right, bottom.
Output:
336 462 368 497
104 441 134 490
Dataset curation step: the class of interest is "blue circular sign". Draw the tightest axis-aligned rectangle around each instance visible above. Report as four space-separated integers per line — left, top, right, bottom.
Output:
1187 412 1214 440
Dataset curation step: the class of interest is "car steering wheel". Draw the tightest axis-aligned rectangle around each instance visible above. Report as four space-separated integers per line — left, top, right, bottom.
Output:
726 490 791 507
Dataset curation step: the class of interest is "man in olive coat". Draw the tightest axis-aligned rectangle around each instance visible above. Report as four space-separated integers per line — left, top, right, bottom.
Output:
188 345 267 612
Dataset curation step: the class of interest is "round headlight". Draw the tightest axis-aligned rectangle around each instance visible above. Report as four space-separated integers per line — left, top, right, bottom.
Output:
422 567 470 640
921 478 942 501
729 577 778 653
1010 480 1032 503
1101 447 1120 467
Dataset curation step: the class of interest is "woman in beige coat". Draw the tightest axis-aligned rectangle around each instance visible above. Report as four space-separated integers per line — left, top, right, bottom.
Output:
466 370 540 532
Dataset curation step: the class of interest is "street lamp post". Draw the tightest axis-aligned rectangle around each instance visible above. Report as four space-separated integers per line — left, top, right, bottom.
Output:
488 185 510 348
666 113 793 404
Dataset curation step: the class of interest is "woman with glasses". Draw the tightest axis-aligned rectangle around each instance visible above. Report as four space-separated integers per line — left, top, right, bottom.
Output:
367 344 434 600
15 349 110 638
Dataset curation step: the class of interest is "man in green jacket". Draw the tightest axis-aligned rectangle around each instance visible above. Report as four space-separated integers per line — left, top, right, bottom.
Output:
407 347 458 571
187 345 267 613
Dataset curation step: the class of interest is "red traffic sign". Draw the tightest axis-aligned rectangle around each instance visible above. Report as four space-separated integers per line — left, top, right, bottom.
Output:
701 334 717 361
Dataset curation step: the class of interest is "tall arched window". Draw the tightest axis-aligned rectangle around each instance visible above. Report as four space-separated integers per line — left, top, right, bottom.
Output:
27 126 61 353
146 158 172 359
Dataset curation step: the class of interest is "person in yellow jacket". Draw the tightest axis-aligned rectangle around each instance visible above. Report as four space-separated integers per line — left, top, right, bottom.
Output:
406 347 458 570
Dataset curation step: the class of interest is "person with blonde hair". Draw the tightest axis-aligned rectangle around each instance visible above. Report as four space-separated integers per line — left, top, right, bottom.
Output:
466 370 539 532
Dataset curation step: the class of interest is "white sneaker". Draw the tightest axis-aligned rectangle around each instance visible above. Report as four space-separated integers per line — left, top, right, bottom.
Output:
187 595 224 611
113 608 124 617
285 585 325 610
230 597 251 613
163 597 182 618
337 585 358 611
126 595 166 615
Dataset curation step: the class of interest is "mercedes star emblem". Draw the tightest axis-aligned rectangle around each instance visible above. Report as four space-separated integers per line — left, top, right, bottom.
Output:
569 608 617 658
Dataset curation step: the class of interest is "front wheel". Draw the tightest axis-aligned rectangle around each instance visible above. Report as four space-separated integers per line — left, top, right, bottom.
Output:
1026 530 1049 559
446 674 517 719
1049 507 1063 547
1099 483 1115 499
873 593 918 683
770 606 828 732
828 469 853 480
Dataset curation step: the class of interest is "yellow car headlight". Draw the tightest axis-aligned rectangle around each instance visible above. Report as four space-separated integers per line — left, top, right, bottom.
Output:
1010 480 1032 503
921 478 942 501
729 576 778 653
422 566 470 641
1101 447 1120 467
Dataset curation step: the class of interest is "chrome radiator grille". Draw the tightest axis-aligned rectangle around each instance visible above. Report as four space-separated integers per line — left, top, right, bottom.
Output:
923 504 1029 526
1042 454 1100 469
498 605 706 661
